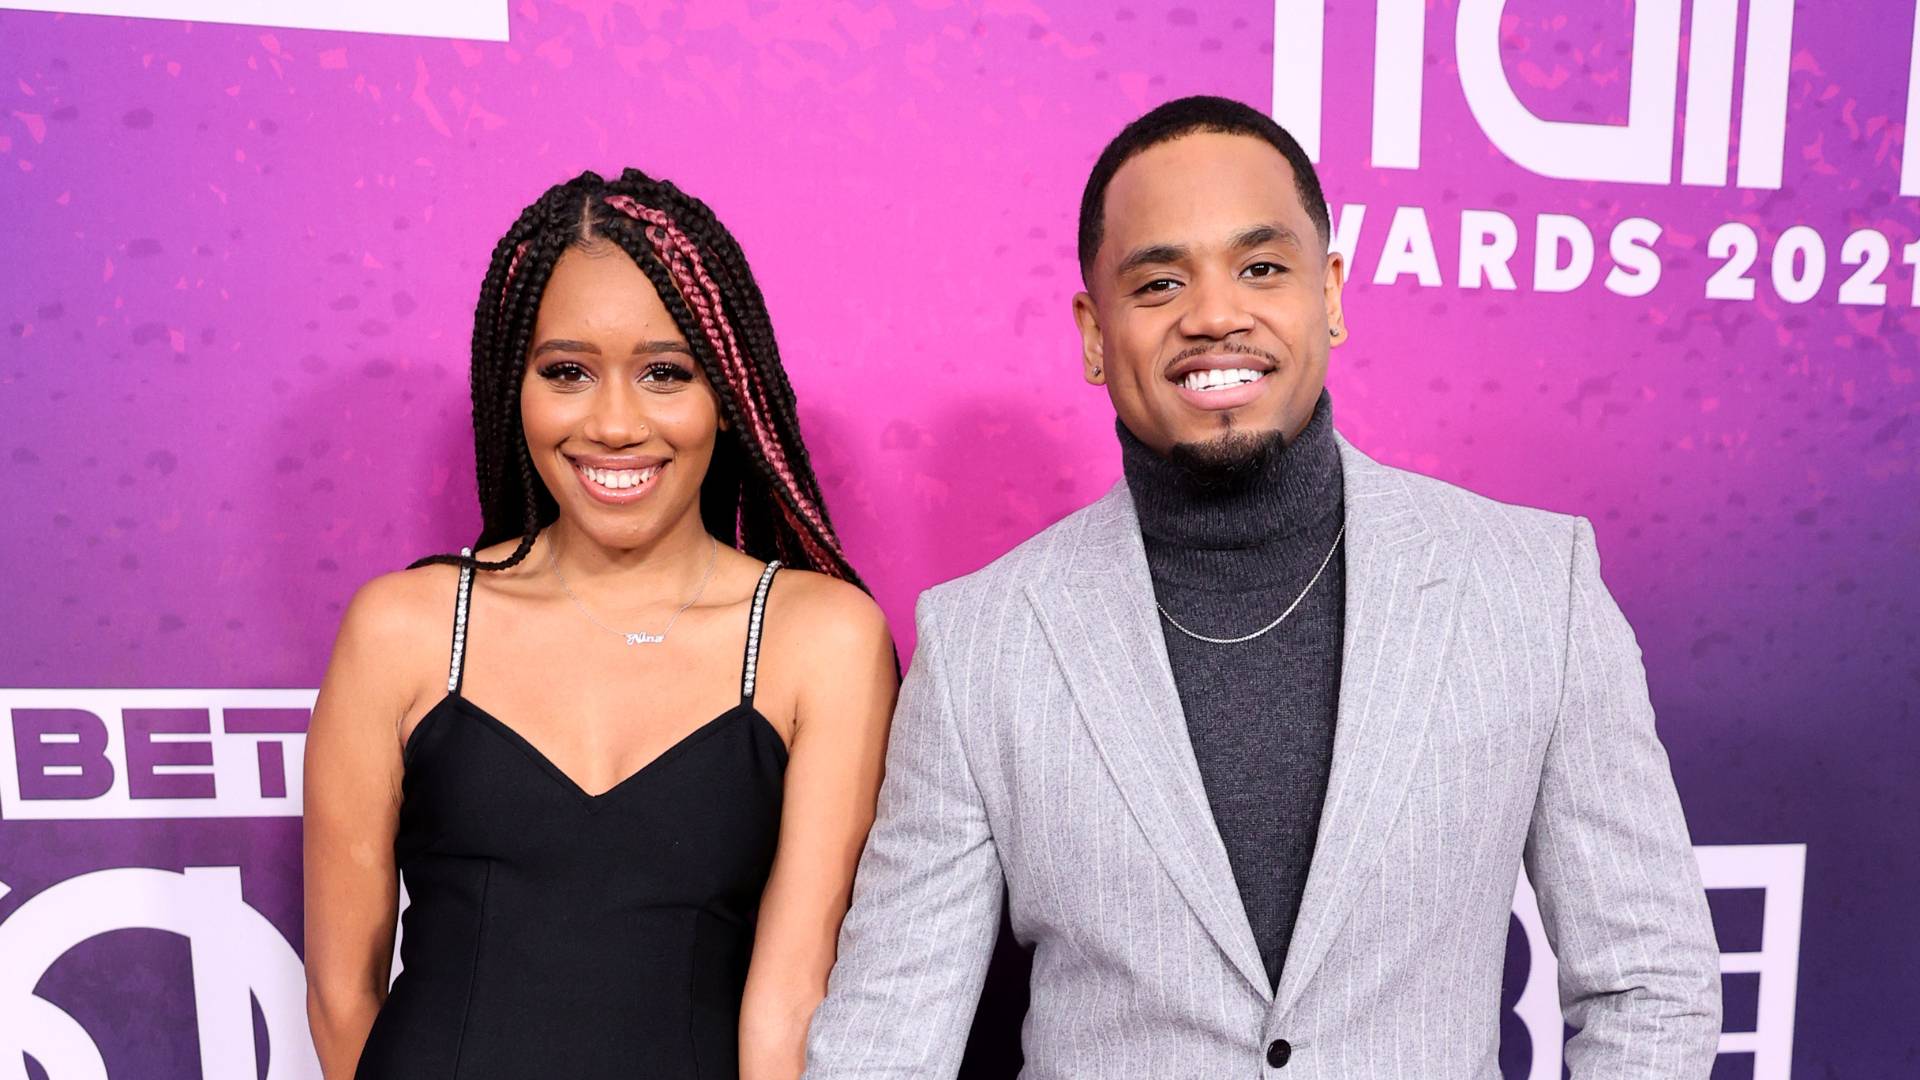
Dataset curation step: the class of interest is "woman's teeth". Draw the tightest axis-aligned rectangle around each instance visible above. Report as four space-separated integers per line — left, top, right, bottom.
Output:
579 464 660 490
1182 368 1265 392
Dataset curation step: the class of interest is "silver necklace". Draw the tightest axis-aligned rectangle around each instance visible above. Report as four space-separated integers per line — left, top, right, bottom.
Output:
1156 524 1346 645
548 532 718 646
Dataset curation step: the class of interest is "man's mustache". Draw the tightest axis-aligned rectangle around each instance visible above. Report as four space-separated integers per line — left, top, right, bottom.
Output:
1165 341 1280 369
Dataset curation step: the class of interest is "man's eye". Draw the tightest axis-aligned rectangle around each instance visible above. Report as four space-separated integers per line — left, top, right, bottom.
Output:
538 362 590 383
1138 278 1181 295
1243 261 1286 278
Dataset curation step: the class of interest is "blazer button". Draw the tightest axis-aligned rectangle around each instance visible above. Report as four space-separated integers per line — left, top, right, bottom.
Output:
1266 1039 1292 1068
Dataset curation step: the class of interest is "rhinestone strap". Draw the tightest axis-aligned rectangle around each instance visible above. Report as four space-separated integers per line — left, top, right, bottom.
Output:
447 547 474 693
741 561 781 702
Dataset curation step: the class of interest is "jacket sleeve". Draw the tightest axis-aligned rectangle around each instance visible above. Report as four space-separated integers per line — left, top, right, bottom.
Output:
802 591 1005 1079
1523 517 1723 1077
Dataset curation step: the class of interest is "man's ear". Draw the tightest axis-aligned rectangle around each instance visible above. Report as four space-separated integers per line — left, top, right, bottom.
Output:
1323 250 1350 346
1072 291 1107 384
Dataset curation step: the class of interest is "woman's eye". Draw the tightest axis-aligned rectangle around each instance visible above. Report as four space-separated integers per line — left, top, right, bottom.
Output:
640 361 695 383
537 361 590 383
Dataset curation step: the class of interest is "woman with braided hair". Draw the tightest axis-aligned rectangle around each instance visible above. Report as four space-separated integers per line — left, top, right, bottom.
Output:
302 169 897 1079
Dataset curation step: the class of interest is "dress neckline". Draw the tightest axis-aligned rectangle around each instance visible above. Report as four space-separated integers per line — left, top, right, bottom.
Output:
406 691 788 810
419 555 788 810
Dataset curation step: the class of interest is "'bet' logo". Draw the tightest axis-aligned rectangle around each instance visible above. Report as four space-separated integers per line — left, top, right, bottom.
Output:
0 691 314 820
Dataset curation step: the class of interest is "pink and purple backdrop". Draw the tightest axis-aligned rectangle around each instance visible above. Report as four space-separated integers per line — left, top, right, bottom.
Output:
2 1 1915 1076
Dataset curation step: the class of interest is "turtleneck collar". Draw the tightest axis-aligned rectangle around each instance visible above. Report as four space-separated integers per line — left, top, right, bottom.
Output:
1120 390 1344 588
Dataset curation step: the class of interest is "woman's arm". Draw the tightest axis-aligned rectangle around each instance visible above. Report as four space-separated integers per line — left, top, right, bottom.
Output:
302 573 430 1079
739 575 898 1080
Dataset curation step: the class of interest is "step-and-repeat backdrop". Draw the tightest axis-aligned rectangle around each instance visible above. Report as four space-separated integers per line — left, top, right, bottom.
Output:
1 1 1913 1077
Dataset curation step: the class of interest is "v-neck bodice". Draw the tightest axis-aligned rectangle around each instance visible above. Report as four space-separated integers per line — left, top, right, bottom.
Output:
406 693 785 808
355 558 787 1080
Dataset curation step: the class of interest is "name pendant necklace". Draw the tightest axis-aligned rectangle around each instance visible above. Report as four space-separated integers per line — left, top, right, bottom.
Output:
549 532 719 646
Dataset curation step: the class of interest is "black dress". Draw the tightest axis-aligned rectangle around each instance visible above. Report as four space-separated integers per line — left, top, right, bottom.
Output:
356 560 787 1079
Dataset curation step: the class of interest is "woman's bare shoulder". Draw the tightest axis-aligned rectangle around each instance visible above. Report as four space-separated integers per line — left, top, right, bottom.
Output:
313 559 469 743
343 538 534 637
338 561 464 648
763 568 893 657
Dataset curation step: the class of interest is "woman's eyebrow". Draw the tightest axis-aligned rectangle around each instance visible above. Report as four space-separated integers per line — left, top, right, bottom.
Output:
633 340 693 356
530 338 693 357
531 338 599 357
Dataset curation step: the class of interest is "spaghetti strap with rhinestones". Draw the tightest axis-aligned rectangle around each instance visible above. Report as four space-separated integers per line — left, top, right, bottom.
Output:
740 561 781 706
447 546 475 695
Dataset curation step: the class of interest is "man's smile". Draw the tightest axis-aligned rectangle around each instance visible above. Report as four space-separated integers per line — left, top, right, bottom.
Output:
1165 348 1279 411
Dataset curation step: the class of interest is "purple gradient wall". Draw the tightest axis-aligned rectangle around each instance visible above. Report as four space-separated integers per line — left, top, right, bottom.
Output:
1 1 1915 1077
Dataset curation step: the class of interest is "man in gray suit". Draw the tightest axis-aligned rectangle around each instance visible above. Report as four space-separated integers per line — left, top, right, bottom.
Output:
805 96 1720 1078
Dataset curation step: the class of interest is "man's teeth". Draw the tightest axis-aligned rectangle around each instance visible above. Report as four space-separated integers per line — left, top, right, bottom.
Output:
579 464 661 490
1182 368 1265 392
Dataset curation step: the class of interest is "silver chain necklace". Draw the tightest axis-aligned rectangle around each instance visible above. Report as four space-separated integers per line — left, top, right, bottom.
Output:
548 532 718 646
1156 524 1346 645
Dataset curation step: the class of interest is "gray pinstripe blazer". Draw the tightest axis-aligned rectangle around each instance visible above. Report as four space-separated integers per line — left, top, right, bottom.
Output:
804 435 1720 1079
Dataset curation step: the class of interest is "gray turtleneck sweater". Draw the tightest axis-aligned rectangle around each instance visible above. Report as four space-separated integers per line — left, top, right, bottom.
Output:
1118 391 1345 992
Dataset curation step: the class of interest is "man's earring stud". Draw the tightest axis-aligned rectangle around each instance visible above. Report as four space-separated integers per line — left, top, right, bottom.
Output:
1330 328 1341 338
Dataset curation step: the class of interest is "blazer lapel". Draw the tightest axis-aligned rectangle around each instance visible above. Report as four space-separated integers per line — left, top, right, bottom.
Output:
1027 483 1272 999
1273 436 1465 1017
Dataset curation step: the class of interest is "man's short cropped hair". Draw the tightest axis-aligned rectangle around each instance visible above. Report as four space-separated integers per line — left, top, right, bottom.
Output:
1076 95 1331 283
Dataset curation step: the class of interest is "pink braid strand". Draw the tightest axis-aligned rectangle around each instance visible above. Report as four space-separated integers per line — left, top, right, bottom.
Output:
601 195 846 571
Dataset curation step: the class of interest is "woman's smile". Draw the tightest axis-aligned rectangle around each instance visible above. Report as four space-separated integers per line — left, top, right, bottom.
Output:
567 454 668 505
